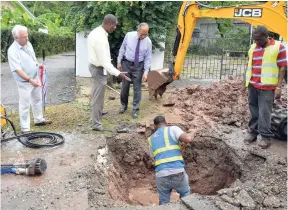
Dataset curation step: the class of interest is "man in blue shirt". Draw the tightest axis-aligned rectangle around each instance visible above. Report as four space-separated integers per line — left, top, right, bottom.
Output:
117 23 152 118
7 25 52 134
148 116 193 205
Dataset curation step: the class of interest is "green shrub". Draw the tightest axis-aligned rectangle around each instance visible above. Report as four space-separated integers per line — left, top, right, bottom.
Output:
1 28 75 62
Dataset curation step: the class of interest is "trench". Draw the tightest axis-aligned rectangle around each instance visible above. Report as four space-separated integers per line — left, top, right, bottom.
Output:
106 131 241 206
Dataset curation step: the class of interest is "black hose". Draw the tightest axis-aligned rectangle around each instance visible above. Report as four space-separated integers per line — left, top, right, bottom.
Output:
1 116 64 148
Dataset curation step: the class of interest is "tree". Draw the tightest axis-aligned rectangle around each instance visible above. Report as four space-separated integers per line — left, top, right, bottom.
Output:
1 5 73 37
23 1 74 22
65 1 182 64
1 3 43 30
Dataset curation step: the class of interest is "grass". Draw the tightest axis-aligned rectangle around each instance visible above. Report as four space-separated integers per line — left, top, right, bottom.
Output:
4 84 160 136
6 101 90 134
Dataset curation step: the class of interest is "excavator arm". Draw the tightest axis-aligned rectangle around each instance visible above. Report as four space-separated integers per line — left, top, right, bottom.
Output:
172 1 287 80
147 1 287 98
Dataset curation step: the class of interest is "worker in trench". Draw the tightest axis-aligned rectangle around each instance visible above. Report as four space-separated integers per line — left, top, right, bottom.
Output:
243 26 287 149
147 116 194 205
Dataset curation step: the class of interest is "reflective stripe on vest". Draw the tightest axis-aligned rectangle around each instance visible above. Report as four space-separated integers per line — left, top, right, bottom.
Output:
245 41 280 87
148 127 183 166
154 156 184 166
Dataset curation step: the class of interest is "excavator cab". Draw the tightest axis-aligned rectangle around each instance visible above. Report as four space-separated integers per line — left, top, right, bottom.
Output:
147 1 287 99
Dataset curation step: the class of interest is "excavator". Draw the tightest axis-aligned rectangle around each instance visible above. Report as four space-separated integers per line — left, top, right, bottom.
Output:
147 1 287 140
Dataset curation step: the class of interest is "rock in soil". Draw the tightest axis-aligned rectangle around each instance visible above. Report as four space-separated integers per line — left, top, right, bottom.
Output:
215 200 240 210
234 189 256 208
263 196 281 208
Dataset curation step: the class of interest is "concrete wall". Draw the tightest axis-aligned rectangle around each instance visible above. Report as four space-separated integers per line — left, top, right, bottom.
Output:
150 42 165 71
76 31 165 77
76 31 91 77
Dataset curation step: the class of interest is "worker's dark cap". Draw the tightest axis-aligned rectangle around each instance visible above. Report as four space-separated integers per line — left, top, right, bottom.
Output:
154 116 166 125
254 26 268 36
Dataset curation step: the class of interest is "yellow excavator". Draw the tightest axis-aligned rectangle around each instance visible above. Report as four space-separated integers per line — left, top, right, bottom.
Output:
147 1 287 98
147 1 287 141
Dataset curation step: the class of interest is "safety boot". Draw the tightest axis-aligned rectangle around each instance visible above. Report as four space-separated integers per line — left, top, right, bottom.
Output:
258 136 272 149
243 131 257 144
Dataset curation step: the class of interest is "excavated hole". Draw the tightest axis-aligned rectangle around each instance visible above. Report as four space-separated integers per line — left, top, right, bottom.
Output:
107 132 241 206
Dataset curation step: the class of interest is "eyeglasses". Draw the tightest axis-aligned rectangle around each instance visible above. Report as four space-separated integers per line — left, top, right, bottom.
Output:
139 33 148 37
18 36 28 40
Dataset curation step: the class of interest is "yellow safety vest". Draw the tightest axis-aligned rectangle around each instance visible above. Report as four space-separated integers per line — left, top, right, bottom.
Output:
148 127 183 167
245 41 280 87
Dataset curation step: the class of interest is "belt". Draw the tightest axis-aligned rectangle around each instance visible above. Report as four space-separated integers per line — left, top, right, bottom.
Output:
89 63 103 69
123 58 144 65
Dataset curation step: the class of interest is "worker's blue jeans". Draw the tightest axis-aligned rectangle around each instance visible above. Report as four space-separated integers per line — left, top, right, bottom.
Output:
156 171 190 205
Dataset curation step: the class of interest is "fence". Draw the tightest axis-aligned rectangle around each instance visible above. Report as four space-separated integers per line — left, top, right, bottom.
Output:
164 37 250 80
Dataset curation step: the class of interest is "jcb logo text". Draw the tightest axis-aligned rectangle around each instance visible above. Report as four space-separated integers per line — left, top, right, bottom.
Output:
234 8 262 17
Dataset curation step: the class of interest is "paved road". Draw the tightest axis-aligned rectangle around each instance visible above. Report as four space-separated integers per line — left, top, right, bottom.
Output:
1 52 76 110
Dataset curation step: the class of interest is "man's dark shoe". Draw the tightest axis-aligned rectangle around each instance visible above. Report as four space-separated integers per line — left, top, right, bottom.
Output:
35 120 52 126
243 131 257 144
132 111 138 119
102 111 108 116
119 106 127 114
92 127 110 132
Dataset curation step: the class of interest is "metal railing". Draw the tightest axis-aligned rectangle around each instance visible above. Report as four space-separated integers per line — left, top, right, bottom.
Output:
165 37 250 80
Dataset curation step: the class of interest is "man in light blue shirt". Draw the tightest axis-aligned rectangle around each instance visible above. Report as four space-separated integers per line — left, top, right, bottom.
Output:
117 23 152 118
7 25 51 133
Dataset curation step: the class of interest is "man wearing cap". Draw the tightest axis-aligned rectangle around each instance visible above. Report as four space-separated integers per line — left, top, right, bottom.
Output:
147 116 193 205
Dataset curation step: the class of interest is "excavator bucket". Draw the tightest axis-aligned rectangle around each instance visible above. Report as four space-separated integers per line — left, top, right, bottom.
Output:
147 68 172 99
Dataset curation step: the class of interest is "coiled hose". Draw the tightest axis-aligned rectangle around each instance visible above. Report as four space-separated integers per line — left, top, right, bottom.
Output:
1 116 64 148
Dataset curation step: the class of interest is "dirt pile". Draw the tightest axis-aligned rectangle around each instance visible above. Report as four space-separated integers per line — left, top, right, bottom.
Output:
163 77 287 132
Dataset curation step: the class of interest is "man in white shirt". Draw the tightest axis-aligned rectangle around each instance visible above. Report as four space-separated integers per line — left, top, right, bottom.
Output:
87 14 129 131
7 25 52 134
